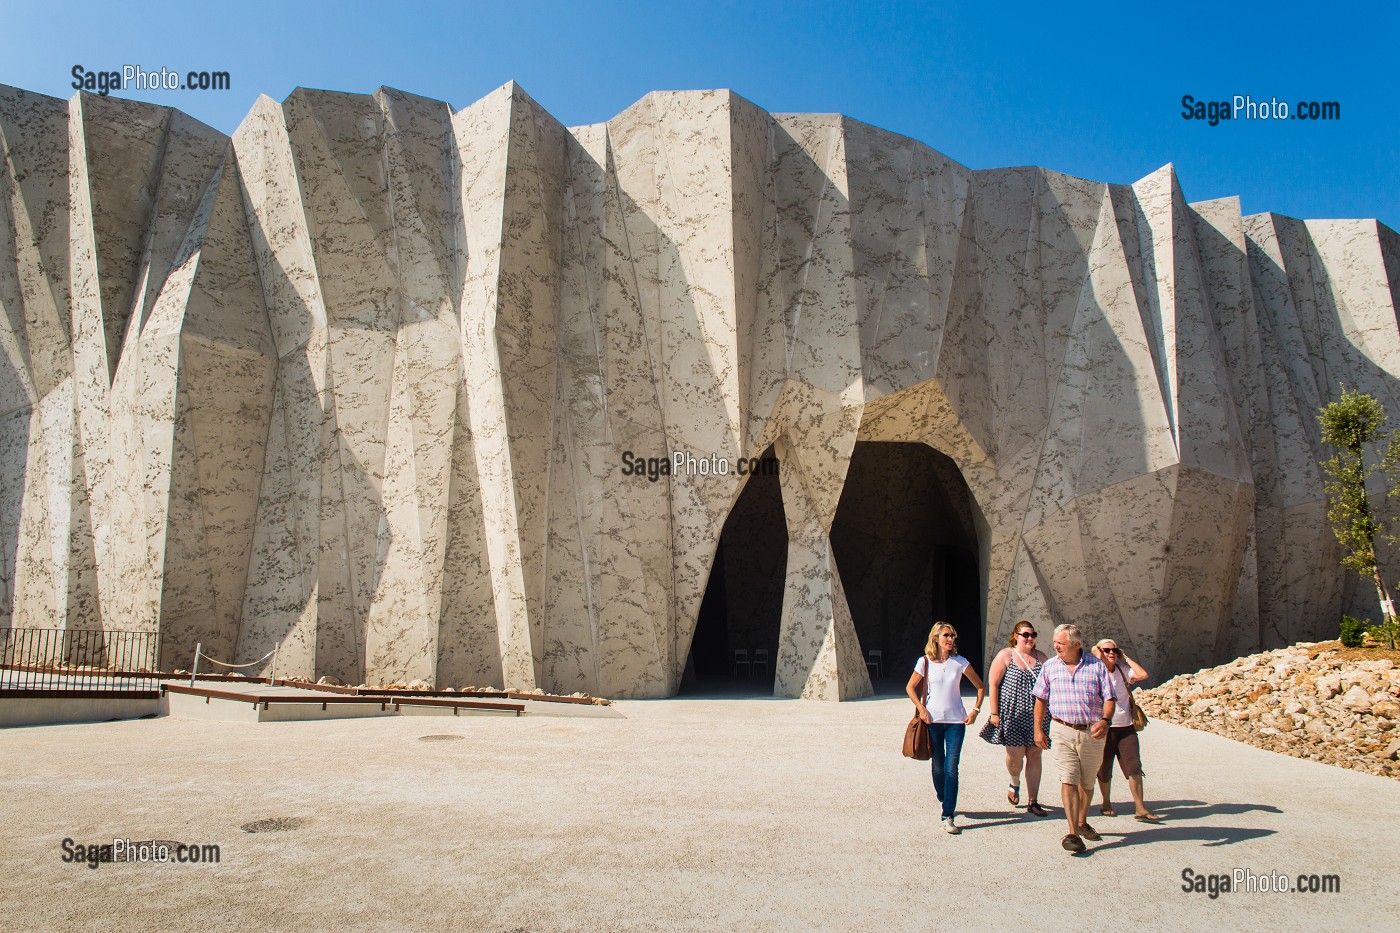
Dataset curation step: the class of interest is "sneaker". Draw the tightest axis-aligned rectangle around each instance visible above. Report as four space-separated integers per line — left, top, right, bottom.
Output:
942 817 960 835
1061 833 1085 853
1077 822 1101 842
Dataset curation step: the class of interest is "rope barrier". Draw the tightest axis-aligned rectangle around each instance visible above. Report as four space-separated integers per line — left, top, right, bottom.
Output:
190 642 278 687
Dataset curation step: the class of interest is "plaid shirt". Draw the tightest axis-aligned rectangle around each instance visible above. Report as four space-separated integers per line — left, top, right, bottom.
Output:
1031 652 1115 725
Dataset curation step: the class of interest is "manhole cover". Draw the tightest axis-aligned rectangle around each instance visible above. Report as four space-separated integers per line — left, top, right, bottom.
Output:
418 734 464 742
240 817 307 833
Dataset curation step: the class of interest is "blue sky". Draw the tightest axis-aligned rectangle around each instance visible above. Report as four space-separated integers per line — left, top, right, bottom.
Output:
3 0 1396 229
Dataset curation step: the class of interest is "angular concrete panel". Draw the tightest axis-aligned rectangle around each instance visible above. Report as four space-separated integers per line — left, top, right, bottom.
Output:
1 80 1397 697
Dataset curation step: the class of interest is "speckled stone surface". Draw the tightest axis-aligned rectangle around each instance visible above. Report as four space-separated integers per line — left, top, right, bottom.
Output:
2 81 1398 698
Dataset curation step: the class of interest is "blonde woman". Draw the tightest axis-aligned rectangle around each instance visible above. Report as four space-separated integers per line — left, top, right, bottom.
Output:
906 622 985 835
979 621 1051 816
1091 639 1161 823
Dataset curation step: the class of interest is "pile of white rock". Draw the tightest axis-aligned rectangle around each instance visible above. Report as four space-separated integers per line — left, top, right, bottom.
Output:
1137 642 1400 779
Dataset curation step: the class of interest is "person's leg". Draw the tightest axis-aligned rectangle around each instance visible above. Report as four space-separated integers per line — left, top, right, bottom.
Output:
1115 730 1157 817
928 723 947 804
1096 728 1118 815
941 723 966 819
1026 747 1044 810
1077 735 1107 832
1006 746 1025 804
1058 726 1085 833
1060 781 1079 834
1097 777 1114 815
1128 774 1148 812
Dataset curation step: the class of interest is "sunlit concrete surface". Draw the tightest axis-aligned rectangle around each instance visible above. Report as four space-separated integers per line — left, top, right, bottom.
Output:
4 81 1398 701
0 696 1394 932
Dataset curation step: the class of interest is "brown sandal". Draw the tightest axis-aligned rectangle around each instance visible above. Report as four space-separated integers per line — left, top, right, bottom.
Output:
1008 784 1021 806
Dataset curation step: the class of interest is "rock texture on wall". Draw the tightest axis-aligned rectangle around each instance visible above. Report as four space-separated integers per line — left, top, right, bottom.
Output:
2 81 1398 698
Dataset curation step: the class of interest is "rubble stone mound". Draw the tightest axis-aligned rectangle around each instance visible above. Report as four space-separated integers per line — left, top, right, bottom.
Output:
1137 641 1400 779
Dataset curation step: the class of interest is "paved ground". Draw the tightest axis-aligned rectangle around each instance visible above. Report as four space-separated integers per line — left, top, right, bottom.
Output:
1 693 1396 932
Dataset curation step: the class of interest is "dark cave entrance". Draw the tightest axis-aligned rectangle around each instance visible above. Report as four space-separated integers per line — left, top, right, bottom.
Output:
831 441 984 694
680 446 786 696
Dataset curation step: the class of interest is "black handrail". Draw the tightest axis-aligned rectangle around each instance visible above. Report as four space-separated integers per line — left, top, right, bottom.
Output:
0 627 160 692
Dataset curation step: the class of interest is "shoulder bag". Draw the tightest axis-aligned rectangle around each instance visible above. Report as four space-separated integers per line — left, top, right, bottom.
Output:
903 655 933 760
902 714 931 760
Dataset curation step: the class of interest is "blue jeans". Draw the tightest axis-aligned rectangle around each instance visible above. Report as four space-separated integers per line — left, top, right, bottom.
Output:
927 722 966 819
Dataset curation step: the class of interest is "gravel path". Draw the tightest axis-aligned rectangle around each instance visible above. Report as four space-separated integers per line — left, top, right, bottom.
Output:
1 696 1395 931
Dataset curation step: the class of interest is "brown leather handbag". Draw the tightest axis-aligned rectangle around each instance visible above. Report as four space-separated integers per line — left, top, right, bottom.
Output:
903 715 931 760
1130 695 1148 732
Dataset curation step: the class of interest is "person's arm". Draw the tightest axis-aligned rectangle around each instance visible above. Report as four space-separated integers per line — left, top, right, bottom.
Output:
1091 667 1116 739
906 663 931 723
1031 668 1050 747
1121 651 1149 685
962 663 985 725
985 649 1010 724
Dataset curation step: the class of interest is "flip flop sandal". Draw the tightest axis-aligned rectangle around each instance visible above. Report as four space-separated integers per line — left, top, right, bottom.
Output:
1135 812 1163 823
1100 805 1116 817
1027 802 1049 817
1008 784 1021 806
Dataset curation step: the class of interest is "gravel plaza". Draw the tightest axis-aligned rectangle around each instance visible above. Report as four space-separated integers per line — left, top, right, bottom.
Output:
2 695 1396 932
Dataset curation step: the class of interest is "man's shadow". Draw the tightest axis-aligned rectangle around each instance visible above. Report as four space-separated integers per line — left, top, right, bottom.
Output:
957 799 1283 844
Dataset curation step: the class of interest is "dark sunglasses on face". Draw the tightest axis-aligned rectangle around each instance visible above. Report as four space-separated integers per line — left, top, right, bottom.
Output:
1102 648 1119 654
1018 631 1037 638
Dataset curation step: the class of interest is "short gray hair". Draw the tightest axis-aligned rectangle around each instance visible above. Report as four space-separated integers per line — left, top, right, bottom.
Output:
1054 623 1082 647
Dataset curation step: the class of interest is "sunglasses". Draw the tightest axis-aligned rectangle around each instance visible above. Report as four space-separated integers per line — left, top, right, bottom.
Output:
1101 648 1119 654
1017 631 1037 638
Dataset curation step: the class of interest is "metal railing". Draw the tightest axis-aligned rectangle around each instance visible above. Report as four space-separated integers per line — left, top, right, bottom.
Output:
0 627 161 693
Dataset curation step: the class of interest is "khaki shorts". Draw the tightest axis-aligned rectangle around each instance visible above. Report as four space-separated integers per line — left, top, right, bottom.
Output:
1050 720 1107 790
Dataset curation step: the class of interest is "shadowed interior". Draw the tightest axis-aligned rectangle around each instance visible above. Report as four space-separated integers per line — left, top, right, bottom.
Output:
831 442 983 692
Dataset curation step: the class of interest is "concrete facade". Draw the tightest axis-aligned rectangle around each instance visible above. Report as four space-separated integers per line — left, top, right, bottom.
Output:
1 81 1397 699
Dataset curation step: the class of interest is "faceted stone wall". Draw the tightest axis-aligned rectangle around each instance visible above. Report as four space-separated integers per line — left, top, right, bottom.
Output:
2 80 1397 698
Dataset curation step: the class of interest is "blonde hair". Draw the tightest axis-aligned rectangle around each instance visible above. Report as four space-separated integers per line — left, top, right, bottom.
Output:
924 622 958 661
1008 620 1035 648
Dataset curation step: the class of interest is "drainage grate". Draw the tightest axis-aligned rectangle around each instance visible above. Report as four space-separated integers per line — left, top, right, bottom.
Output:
418 734 465 742
240 817 307 834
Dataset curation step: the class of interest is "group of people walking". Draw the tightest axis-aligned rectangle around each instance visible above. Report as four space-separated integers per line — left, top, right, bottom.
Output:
905 620 1161 853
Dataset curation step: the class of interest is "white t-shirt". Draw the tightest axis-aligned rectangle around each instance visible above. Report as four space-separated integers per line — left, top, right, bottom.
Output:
1107 665 1138 728
914 654 970 723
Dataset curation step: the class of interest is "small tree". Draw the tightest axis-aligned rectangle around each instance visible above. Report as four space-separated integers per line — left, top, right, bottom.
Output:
1318 388 1398 645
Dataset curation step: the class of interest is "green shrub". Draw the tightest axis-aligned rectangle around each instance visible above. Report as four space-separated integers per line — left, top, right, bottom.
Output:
1340 615 1366 648
1367 616 1400 649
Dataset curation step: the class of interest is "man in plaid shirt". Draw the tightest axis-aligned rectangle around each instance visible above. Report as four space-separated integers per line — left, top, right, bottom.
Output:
1032 623 1116 854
